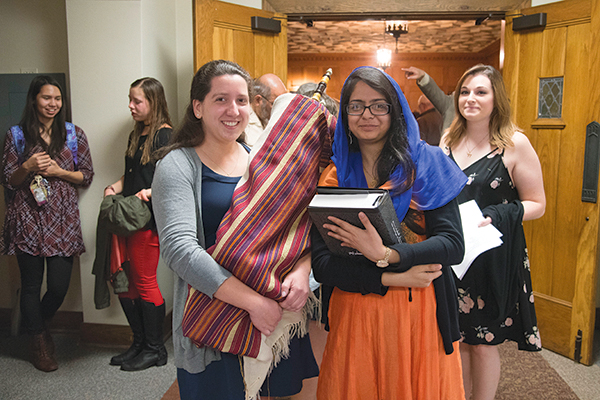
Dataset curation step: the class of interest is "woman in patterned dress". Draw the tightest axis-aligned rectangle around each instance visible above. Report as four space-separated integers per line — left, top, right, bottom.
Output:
1 75 94 372
440 64 546 400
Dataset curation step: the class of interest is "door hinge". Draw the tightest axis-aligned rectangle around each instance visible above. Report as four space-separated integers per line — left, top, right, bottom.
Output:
574 329 583 363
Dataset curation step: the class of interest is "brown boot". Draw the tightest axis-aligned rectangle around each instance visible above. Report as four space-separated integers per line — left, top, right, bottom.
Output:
43 320 55 356
31 333 58 372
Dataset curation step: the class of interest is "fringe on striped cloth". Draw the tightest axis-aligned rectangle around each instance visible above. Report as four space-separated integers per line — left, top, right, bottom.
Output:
181 93 335 399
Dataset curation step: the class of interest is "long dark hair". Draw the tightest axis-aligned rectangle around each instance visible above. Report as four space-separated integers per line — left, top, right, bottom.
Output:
157 60 252 159
127 77 172 164
340 68 415 192
19 75 67 158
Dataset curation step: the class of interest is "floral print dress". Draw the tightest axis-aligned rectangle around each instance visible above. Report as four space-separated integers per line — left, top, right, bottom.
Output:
451 149 541 351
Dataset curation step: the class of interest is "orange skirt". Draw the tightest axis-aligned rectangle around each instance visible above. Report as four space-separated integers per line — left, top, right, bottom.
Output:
317 285 464 400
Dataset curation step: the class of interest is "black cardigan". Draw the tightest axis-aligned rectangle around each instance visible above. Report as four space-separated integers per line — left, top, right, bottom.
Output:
311 198 464 354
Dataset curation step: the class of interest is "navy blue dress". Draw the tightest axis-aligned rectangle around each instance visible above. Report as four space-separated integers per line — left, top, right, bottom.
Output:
177 159 318 400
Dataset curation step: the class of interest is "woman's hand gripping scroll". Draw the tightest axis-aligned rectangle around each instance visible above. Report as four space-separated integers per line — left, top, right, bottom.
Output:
279 253 311 313
215 277 282 337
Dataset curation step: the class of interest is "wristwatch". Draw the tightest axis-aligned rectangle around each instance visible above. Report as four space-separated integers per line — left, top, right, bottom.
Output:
376 247 392 268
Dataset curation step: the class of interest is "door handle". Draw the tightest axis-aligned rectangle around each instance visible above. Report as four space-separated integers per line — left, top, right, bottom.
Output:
582 121 600 203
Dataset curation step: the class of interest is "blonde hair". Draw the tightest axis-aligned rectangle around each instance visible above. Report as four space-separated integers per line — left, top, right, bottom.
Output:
127 77 172 164
445 64 518 151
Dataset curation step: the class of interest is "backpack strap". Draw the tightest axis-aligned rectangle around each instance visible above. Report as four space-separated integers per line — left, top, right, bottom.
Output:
9 123 78 167
9 125 26 163
5 125 25 206
65 122 78 168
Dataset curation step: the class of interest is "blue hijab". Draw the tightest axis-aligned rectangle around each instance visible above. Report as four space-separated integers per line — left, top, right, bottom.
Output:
332 66 467 220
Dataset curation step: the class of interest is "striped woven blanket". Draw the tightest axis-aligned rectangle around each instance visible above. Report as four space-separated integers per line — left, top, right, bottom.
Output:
181 93 334 372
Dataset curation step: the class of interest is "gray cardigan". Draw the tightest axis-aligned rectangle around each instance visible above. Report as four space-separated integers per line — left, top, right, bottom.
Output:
152 147 233 373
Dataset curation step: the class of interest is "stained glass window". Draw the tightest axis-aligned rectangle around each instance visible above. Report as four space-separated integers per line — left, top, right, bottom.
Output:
538 77 563 119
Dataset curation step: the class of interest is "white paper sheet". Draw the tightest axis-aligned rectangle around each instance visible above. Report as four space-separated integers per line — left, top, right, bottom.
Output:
451 200 503 280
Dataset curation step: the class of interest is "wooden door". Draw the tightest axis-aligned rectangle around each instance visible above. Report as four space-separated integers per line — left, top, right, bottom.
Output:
194 0 287 81
503 0 600 365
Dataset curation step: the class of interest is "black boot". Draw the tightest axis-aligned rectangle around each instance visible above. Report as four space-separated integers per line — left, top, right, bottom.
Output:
121 300 167 371
110 298 145 366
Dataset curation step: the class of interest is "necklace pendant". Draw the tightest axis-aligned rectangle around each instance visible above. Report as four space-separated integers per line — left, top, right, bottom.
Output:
467 151 472 157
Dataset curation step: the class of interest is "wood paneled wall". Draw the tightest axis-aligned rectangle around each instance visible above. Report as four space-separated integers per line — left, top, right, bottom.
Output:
288 40 500 112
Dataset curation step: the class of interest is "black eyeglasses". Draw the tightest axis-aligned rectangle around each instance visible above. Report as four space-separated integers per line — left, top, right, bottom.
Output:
259 94 274 106
346 102 391 116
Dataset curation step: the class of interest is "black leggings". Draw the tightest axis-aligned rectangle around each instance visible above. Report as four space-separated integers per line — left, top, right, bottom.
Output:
17 254 73 335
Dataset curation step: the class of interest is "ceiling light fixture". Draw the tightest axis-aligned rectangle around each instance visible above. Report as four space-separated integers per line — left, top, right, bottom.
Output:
386 22 408 53
377 20 392 71
377 49 392 71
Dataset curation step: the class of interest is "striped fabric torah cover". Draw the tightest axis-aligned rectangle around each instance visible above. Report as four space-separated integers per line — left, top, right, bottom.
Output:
181 93 335 358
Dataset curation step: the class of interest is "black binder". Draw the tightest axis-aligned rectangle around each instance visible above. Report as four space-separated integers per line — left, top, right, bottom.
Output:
308 187 404 257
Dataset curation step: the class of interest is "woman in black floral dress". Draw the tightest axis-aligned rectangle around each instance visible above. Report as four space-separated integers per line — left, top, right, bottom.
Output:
440 65 546 400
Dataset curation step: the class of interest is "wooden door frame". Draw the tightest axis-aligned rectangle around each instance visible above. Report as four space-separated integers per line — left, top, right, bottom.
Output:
504 0 599 365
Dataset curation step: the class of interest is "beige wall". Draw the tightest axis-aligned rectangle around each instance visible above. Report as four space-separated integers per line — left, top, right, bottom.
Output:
0 0 194 326
221 0 262 8
531 0 563 5
0 0 70 75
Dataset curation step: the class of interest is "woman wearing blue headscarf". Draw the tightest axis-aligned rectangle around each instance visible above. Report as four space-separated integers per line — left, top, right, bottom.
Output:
311 67 467 399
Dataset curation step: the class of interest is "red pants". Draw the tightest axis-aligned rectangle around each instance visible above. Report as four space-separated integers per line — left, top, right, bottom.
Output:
118 229 164 306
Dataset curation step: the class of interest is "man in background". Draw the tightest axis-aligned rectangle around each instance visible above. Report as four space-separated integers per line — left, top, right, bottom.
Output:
403 66 455 132
245 73 288 146
416 95 443 146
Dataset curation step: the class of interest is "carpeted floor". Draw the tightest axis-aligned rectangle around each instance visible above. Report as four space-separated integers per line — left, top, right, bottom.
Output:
0 323 587 399
162 380 179 400
0 331 177 400
161 327 580 400
496 341 579 399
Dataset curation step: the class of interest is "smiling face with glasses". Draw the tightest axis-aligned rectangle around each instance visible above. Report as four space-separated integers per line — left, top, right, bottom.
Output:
346 81 392 147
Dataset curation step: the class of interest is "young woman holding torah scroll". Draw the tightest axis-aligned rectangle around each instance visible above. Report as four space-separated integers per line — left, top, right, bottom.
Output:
152 60 337 400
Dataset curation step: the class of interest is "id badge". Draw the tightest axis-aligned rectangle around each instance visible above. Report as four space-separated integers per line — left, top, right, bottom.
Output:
30 175 50 206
